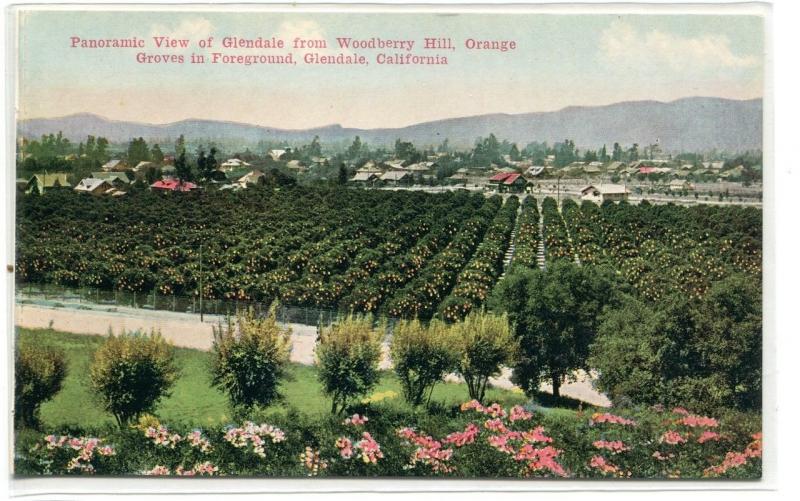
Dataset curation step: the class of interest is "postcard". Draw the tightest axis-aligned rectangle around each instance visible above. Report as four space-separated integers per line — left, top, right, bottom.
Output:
7 1 768 493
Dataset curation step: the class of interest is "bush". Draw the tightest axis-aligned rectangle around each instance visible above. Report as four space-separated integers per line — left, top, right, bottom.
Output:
316 315 383 414
15 341 67 428
89 330 178 427
452 310 517 403
390 319 458 407
210 306 292 415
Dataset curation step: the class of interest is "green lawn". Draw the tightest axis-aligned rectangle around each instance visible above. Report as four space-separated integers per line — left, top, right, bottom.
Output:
17 327 530 429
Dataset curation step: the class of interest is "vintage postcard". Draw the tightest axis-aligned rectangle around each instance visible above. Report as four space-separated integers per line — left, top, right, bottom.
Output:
7 1 767 491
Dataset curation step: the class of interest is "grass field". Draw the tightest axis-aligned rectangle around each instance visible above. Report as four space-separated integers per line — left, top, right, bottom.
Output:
17 327 533 429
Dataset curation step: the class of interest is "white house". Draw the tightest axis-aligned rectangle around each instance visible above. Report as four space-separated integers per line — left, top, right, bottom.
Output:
580 184 629 203
74 178 113 196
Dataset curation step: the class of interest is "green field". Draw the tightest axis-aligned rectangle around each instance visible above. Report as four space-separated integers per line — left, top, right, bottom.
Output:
17 327 531 429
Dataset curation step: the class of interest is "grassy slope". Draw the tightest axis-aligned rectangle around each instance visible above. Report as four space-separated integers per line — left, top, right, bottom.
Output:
17 327 530 429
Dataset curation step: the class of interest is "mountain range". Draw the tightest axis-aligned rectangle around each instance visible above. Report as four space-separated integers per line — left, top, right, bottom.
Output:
17 96 762 152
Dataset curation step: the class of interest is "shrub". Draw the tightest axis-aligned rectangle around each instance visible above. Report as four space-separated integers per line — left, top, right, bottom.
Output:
452 310 517 403
15 341 67 428
210 306 292 415
89 329 178 427
316 315 383 414
390 319 458 407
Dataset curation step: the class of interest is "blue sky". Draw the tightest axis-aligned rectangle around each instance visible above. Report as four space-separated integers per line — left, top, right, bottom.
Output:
16 7 765 129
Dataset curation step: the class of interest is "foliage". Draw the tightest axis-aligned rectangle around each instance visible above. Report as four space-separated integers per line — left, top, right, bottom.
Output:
590 274 761 413
316 315 383 414
210 305 293 415
451 311 517 403
15 341 68 428
489 261 619 398
390 319 458 407
89 330 178 427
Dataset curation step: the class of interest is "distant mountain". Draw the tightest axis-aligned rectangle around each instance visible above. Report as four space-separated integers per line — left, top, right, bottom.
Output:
17 97 762 152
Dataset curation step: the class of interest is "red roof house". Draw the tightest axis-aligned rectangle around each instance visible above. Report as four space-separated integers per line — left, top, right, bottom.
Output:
150 179 199 192
488 172 527 192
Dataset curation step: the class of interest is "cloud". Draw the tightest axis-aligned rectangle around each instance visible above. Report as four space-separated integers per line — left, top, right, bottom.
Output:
599 20 758 71
149 17 215 44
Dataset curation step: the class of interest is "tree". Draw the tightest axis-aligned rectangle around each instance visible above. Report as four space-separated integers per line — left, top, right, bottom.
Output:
590 275 761 413
210 306 292 414
175 148 191 181
196 149 208 179
612 142 623 162
316 315 383 413
207 147 219 174
151 144 165 164
89 330 178 427
337 163 348 185
452 311 517 403
390 319 458 407
488 262 619 398
127 137 150 166
15 342 67 428
347 136 363 160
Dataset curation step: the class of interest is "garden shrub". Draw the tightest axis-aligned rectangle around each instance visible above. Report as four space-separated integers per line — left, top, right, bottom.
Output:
89 329 178 427
210 305 292 415
316 315 383 414
391 319 458 407
15 341 67 428
452 310 517 403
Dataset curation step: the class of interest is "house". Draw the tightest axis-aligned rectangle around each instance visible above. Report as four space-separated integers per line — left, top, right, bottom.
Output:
238 169 266 186
356 161 382 174
133 161 155 172
382 160 406 171
91 171 133 187
405 163 432 173
26 173 71 195
379 171 411 185
488 172 528 192
669 179 693 191
350 172 379 184
525 166 545 177
605 161 626 172
286 160 307 173
101 159 129 172
583 165 602 175
580 184 629 203
74 178 114 196
220 158 252 171
150 179 200 192
267 149 287 161
449 172 470 184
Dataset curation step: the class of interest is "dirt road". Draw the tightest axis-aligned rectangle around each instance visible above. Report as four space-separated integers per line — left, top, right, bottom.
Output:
14 302 610 407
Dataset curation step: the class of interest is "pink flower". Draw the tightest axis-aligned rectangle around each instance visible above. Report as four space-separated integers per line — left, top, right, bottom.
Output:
591 412 636 426
652 451 674 461
589 455 619 474
443 423 480 447
698 431 721 444
144 465 170 476
509 405 533 422
518 445 567 477
487 433 515 454
355 432 384 464
592 440 629 453
660 430 688 445
484 418 508 433
343 413 369 426
680 414 719 428
335 437 353 459
521 426 553 444
672 407 690 416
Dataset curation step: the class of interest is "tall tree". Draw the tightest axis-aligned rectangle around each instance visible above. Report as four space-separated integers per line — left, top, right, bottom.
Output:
488 262 619 398
150 144 164 164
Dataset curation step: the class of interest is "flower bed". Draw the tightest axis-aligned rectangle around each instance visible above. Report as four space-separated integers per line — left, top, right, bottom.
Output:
16 402 761 479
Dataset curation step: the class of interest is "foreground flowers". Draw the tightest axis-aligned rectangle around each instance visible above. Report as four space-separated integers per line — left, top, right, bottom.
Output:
22 402 761 479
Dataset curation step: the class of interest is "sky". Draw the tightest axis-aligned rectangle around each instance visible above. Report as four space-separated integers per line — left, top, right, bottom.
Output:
15 6 765 130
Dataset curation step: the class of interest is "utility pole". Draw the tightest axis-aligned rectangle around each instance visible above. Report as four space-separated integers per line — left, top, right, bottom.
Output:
199 243 204 323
